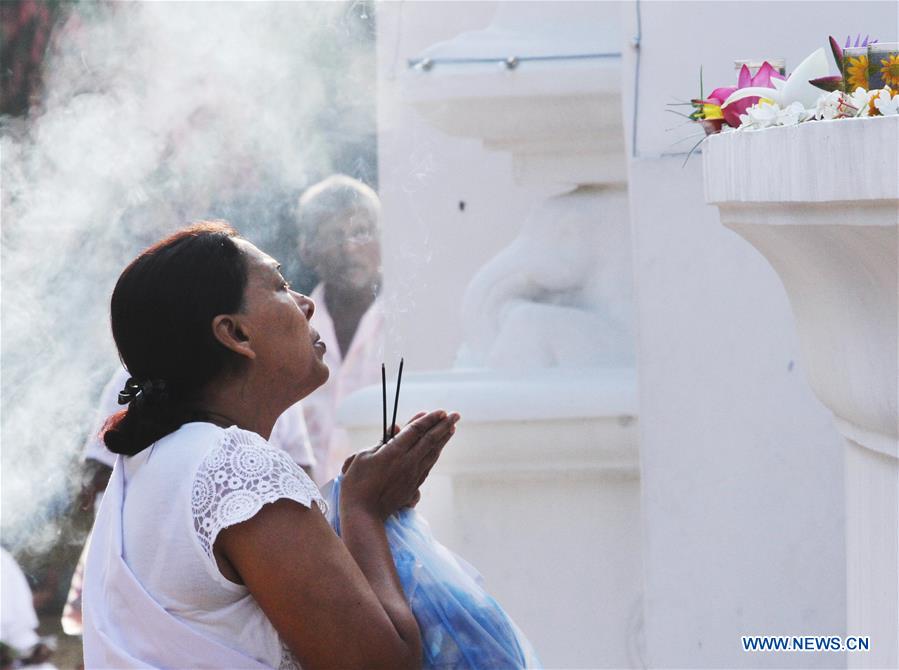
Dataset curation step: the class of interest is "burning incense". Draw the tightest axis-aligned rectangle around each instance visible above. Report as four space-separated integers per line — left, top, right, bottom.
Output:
381 358 405 443
381 363 387 444
390 358 404 440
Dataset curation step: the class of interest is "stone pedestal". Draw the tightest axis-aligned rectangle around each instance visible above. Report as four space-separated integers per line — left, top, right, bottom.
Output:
704 116 899 669
347 3 642 666
340 369 642 668
401 1 633 369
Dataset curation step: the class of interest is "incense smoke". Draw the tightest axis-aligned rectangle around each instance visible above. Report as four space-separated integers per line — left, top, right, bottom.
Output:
1 1 376 553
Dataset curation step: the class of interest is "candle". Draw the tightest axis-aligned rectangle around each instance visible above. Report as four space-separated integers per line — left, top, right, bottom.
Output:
867 42 899 90
733 58 786 77
842 47 869 92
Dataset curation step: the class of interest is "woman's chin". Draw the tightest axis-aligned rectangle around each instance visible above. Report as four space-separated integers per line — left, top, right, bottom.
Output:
314 361 330 386
286 365 329 405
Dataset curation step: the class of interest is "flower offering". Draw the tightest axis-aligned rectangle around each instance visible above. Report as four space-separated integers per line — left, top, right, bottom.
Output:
672 34 899 142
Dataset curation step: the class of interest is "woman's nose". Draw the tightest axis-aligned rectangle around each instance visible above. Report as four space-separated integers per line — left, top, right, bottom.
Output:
294 291 315 320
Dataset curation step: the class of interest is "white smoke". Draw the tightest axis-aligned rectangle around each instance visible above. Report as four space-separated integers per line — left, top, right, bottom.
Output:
1 0 375 551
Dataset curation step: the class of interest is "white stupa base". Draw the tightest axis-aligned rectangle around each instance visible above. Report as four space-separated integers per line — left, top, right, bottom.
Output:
338 368 643 668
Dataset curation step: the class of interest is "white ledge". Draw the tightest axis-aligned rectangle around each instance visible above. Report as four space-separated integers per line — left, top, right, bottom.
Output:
337 367 638 426
703 116 899 204
337 368 640 478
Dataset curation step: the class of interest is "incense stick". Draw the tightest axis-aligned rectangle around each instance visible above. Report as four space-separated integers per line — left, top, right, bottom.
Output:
390 358 404 440
381 363 387 444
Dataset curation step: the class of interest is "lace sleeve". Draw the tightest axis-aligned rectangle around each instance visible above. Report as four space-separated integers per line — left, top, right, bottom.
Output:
192 426 327 561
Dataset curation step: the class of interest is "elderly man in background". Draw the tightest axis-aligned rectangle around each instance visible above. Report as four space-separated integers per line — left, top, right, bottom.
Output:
296 175 384 486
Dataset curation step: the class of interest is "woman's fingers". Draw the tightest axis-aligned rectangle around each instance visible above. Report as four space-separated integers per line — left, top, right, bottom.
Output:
354 410 460 516
341 453 357 475
405 411 427 426
385 410 446 452
413 417 458 484
387 422 404 440
408 412 459 464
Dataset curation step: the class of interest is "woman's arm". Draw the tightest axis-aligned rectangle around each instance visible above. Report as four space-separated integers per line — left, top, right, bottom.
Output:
217 499 420 670
216 409 458 670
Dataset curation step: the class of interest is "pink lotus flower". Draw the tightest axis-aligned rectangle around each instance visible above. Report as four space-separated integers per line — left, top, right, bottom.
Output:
709 62 786 127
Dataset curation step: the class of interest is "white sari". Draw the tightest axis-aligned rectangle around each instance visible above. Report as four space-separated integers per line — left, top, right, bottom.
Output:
82 458 272 669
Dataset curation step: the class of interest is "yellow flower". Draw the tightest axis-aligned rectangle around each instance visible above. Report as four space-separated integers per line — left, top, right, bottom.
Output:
879 54 899 88
868 96 880 116
702 103 723 120
846 55 869 90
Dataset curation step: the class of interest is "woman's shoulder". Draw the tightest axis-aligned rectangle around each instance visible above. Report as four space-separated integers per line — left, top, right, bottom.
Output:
192 425 326 560
202 424 313 481
196 424 323 504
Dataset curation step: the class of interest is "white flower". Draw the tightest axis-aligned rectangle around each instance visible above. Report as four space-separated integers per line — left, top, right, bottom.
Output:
740 100 781 129
873 88 899 116
776 101 812 126
815 90 843 120
814 90 862 120
848 87 874 117
738 100 813 130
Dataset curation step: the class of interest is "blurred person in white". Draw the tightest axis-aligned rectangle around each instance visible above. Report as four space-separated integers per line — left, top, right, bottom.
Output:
61 367 316 636
296 175 384 485
1 548 55 669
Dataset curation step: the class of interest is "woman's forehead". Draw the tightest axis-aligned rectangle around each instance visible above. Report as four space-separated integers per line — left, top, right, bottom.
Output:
236 239 280 275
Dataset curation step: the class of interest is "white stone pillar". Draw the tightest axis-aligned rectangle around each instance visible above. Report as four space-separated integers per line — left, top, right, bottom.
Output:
704 116 899 669
340 368 642 668
342 3 643 666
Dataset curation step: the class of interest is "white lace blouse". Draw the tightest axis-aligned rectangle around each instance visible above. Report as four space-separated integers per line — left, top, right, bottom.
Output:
121 422 325 669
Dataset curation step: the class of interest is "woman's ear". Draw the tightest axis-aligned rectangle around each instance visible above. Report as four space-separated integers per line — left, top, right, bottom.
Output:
211 314 256 360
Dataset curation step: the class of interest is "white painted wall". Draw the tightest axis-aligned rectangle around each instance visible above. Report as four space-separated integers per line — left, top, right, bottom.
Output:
374 4 643 667
627 157 847 668
377 1 554 371
373 2 898 668
621 2 897 668
704 116 899 669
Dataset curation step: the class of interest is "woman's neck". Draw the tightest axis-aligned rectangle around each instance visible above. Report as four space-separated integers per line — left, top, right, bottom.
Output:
195 376 282 440
189 409 240 430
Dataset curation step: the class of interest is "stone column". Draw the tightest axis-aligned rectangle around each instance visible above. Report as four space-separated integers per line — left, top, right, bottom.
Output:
704 116 899 669
341 3 644 666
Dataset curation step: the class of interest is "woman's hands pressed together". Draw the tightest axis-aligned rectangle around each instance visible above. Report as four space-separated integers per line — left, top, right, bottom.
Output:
215 408 460 670
340 409 461 522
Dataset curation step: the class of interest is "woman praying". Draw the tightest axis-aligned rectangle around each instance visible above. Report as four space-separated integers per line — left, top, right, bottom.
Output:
82 222 459 669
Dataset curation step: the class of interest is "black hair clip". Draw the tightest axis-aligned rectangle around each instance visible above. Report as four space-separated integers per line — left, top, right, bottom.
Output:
117 377 167 405
117 377 143 405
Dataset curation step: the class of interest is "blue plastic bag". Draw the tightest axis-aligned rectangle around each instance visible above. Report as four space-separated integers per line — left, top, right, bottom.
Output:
326 475 541 669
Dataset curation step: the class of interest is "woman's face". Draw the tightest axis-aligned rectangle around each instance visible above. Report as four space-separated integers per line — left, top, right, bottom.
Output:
235 239 329 400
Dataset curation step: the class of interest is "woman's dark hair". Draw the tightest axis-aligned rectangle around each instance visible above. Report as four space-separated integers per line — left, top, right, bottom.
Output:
103 221 248 456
